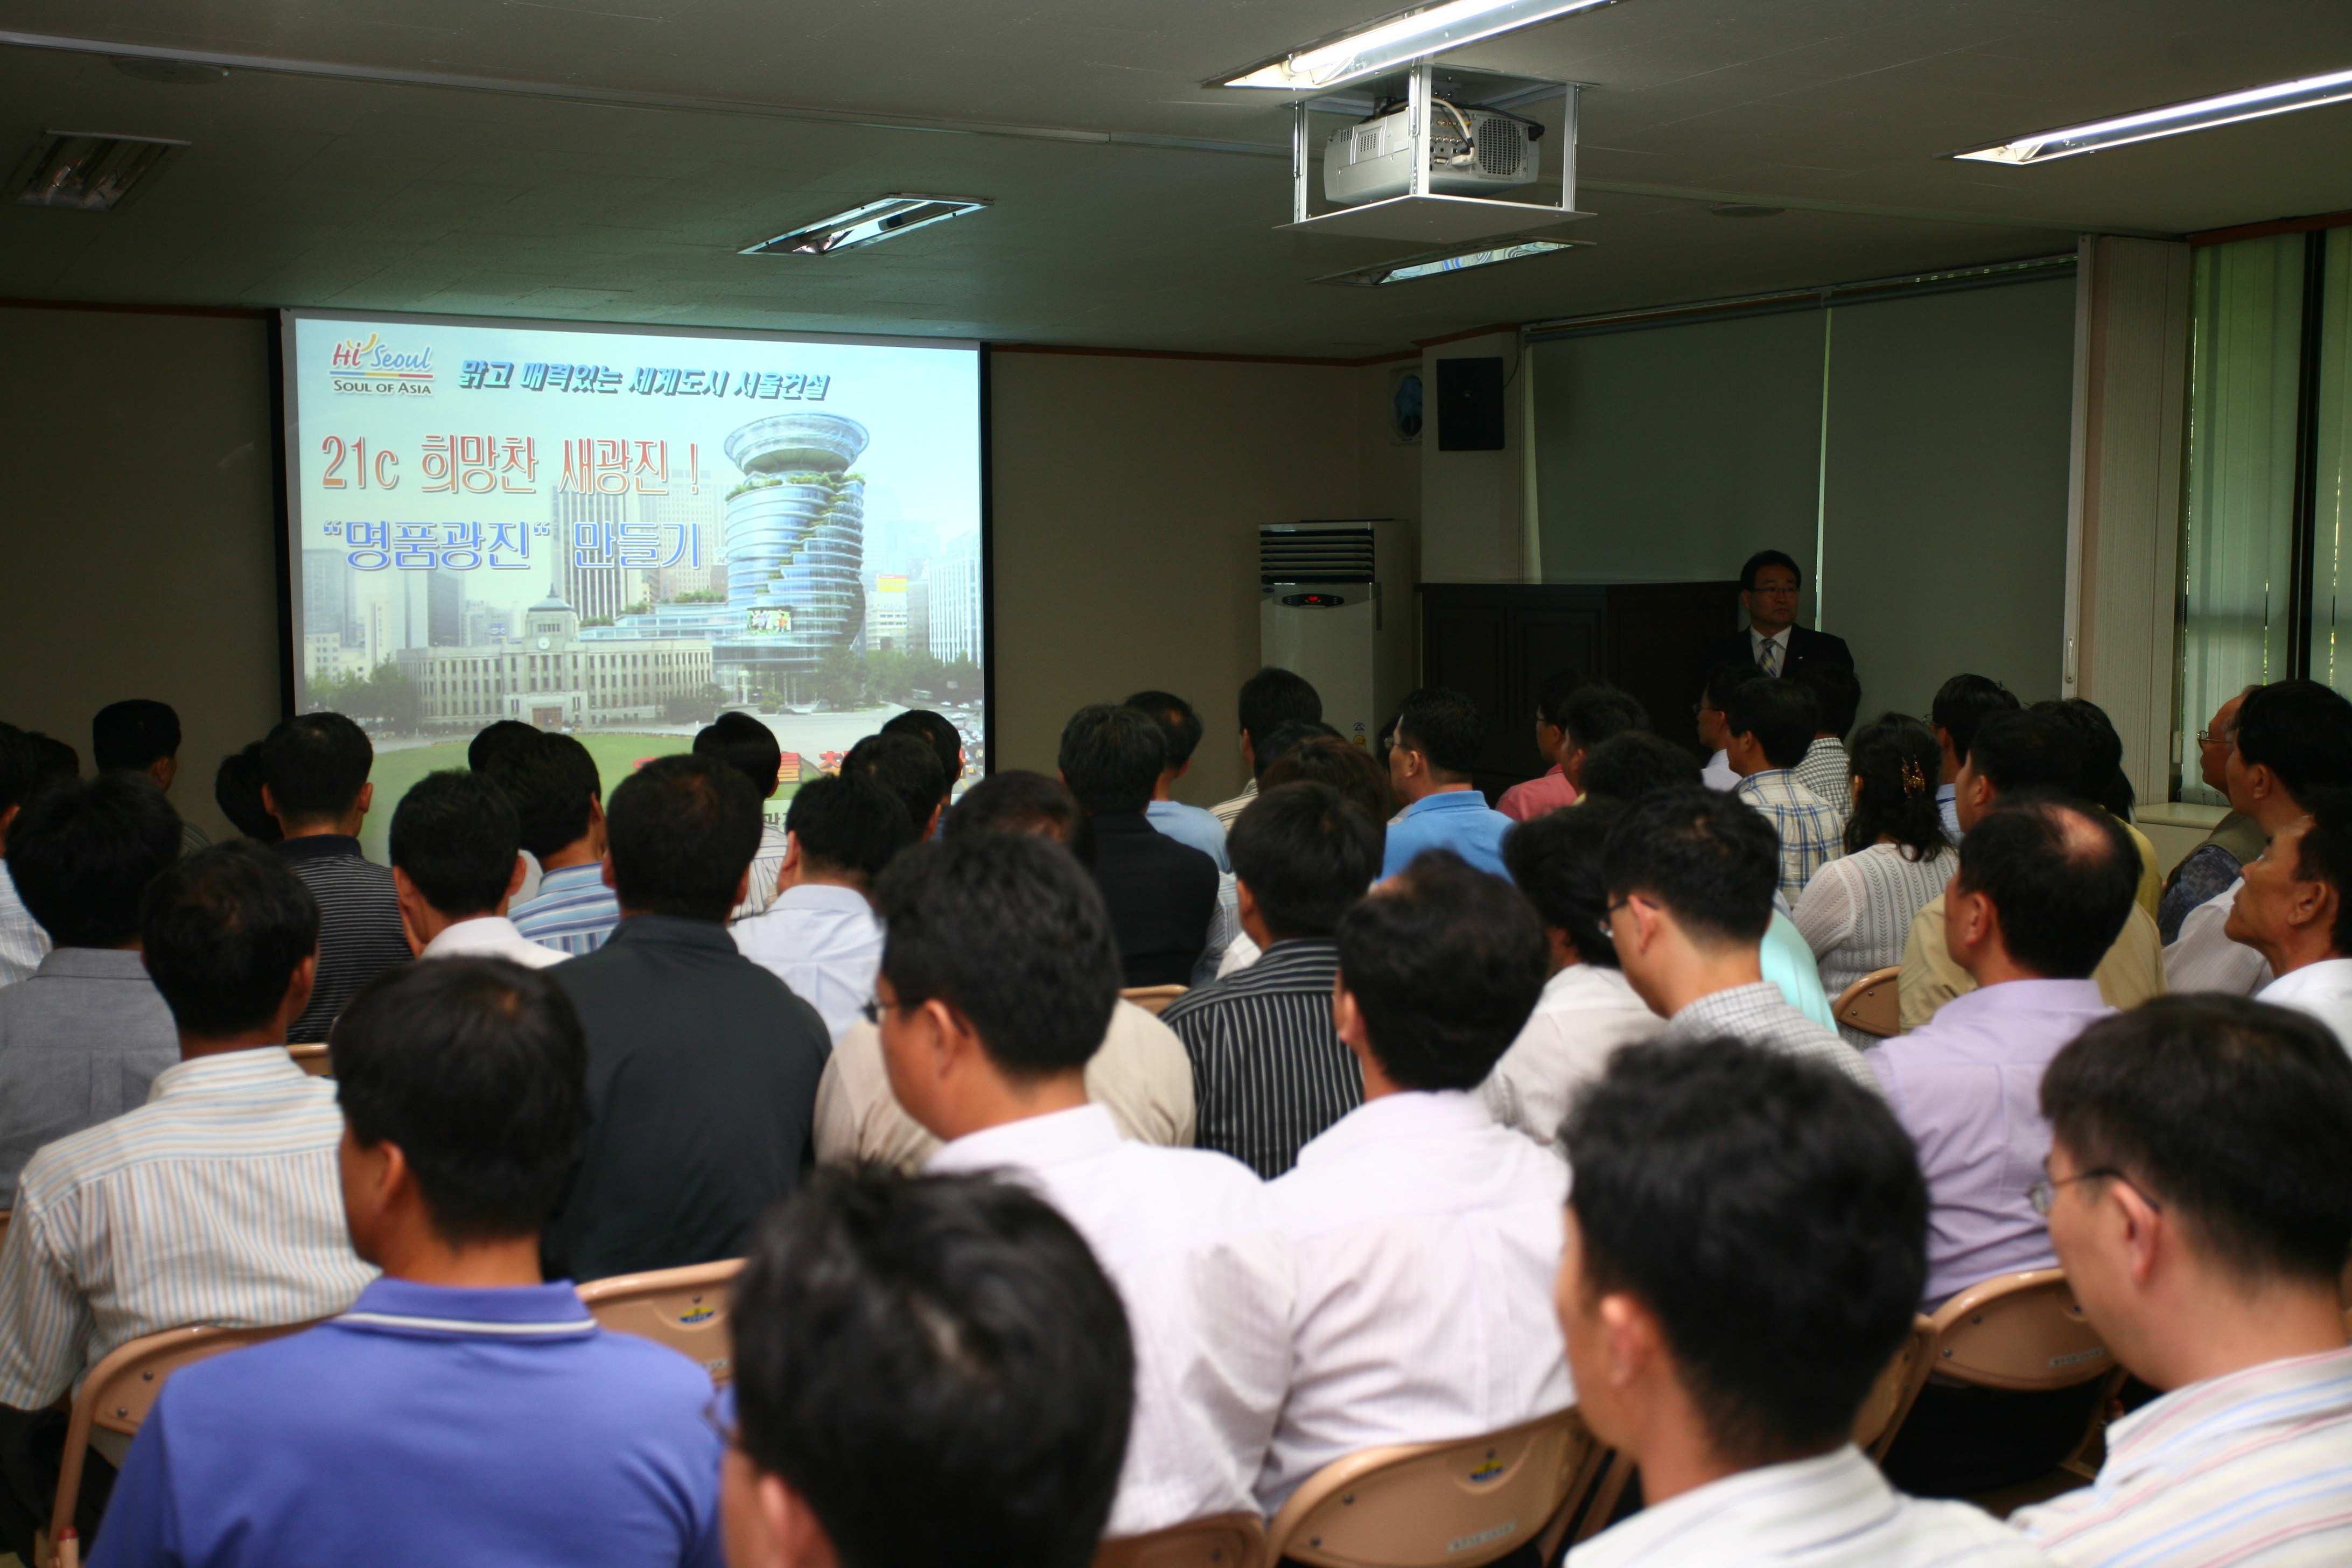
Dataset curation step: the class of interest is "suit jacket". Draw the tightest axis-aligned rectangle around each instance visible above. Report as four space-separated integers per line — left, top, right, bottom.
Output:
1698 624 1855 682
1088 814 1221 988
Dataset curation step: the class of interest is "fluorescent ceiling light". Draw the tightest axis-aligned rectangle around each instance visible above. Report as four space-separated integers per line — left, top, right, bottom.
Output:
1954 66 2352 165
1209 0 1623 91
1314 235 1587 286
9 130 187 211
741 194 991 256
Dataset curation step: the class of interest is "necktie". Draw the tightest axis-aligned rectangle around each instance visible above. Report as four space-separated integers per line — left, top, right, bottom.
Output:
1761 639 1780 677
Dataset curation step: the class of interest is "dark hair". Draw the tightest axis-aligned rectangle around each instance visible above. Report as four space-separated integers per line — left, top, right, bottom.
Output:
2043 996 2352 1287
1738 549 1802 591
7 773 182 947
1238 667 1322 757
1503 800 1625 968
466 719 539 774
1602 788 1777 947
1954 794 2139 979
1557 683 1649 754
1931 674 2021 764
1535 667 1587 728
1394 687 1484 779
880 709 964 794
260 711 374 825
1256 719 1344 783
1794 663 1861 740
389 770 521 918
1229 783 1382 941
1579 731 1701 806
140 842 319 1037
732 1166 1133 1568
1336 850 1548 1090
944 771 1095 869
846 733 951 835
874 834 1121 1079
25 734 78 787
91 699 181 773
1967 710 2088 797
604 753 761 921
331 959 587 1244
213 741 281 843
2235 680 2352 804
1844 715 1948 861
1724 678 1818 771
484 732 601 860
2035 698 2134 820
2293 788 2352 956
694 711 784 797
1124 689 1204 771
0 724 39 820
1565 1038 1928 1462
1699 662 1754 715
1056 705 1165 816
786 773 918 883
1262 734 1395 826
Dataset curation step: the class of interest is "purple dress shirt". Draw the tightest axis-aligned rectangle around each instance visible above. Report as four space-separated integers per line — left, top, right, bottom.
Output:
1868 978 2112 1305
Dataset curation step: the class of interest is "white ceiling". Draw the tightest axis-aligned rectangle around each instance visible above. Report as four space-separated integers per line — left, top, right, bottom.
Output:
2 0 2349 355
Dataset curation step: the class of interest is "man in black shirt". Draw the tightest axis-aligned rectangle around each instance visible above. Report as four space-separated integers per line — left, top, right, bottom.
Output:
262 713 408 1043
543 753 829 1282
1059 705 1217 988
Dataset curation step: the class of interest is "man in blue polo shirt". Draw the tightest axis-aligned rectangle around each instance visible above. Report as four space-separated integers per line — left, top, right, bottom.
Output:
92 958 723 1568
1381 687 1517 881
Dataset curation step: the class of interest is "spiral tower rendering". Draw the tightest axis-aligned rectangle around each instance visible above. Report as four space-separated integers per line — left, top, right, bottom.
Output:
715 412 869 696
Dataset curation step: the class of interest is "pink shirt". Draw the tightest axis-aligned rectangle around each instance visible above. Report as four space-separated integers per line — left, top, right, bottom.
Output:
1496 766 1578 823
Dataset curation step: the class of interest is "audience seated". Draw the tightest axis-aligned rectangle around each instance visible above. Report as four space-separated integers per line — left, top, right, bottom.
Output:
1693 663 1749 790
1697 548 1857 683
1484 801 1664 1147
875 831 1291 1538
1497 667 1589 821
496 732 620 955
1901 710 2162 1029
542 755 829 1281
1602 788 1878 1091
732 773 913 1041
1060 704 1218 987
1553 682 1649 800
723 1166 1131 1568
0 844 373 1560
1210 666 1322 827
1726 677 1843 900
1792 663 1862 818
467 720 545 900
1792 713 1955 1046
695 712 789 920
1558 1039 2044 1566
2010 997 2352 1566
1383 686 1517 880
2159 687 2262 942
2227 789 2352 1046
843 732 951 842
1930 674 2022 846
261 712 408 1041
389 769 561 969
1210 733 1394 981
91 699 207 856
92 958 724 1568
1164 782 1382 1179
211 739 280 845
1126 689 1230 870
0 773 184 1205
2036 699 2161 918
0 725 48 984
879 706 966 800
1873 795 2140 1497
1259 850 1567 1511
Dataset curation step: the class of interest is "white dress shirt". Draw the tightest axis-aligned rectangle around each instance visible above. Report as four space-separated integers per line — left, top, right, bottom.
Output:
1481 965 1663 1150
418 914 568 969
1259 1090 1572 1514
2163 880 2271 996
1570 1446 2048 1566
731 883 885 1041
0 860 50 988
2258 957 2352 1050
928 1104 1292 1538
1702 748 1741 792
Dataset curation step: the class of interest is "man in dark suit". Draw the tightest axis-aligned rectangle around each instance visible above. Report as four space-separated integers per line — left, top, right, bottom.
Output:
1699 549 1854 682
1059 704 1219 986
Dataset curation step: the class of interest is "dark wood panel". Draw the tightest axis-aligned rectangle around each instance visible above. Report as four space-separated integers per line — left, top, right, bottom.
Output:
1604 581 1744 758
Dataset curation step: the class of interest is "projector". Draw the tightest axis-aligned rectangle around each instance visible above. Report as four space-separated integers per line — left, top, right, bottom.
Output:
1322 104 1542 207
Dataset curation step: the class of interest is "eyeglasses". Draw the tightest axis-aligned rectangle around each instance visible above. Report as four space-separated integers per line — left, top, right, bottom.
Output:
860 997 893 1025
2195 729 2235 747
2027 1167 2162 1215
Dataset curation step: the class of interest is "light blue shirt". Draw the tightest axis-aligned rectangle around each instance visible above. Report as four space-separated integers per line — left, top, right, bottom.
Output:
731 883 885 1042
1382 790 1517 882
1761 910 1838 1030
1147 799 1230 873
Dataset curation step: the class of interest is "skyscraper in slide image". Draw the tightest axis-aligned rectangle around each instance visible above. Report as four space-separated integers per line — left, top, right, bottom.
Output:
716 412 868 700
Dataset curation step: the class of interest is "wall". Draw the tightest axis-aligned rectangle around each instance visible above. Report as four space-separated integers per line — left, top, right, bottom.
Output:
1420 331 1530 585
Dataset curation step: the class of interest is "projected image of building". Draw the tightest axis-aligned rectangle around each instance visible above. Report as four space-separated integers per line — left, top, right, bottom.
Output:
715 412 869 699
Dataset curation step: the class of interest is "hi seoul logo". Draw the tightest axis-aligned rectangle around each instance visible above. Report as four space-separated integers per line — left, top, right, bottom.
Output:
330 332 436 395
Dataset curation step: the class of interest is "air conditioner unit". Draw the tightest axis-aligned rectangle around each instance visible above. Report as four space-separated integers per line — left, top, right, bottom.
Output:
1259 521 1416 756
1324 103 1541 208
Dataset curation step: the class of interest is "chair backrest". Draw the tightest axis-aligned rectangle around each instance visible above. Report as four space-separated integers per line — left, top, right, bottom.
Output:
1095 1512 1268 1568
1928 1268 2115 1392
1831 967 1902 1039
577 1259 743 1384
287 1042 332 1077
0 1209 11 1255
1852 1315 1936 1460
1264 1409 1595 1568
1119 985 1186 1016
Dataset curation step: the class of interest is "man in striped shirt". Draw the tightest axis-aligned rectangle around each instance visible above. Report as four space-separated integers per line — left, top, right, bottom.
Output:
1726 677 1844 900
2011 996 2352 1566
261 713 409 1041
0 844 374 1562
495 732 621 956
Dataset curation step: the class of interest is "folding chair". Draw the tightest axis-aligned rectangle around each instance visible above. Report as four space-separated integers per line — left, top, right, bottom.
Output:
1924 1268 2125 1511
1853 1315 1937 1461
1119 985 1187 1016
1264 1409 1601 1568
1095 1512 1268 1568
0 1209 11 1254
1831 967 1902 1039
36 1321 315 1568
286 1042 332 1077
577 1259 743 1384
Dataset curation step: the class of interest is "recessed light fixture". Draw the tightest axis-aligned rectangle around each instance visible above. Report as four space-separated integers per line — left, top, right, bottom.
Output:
9 131 188 211
1706 202 1784 218
740 194 992 256
1954 66 2352 165
1208 0 1626 92
1314 235 1588 286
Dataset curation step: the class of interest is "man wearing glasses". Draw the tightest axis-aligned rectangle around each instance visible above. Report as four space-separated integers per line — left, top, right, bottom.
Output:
2156 688 2263 943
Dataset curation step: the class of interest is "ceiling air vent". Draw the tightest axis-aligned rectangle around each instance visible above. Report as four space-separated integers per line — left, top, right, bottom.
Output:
1261 524 1376 584
11 131 188 212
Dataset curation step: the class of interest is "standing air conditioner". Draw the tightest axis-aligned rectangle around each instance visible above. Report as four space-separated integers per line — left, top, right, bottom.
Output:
1259 521 1413 757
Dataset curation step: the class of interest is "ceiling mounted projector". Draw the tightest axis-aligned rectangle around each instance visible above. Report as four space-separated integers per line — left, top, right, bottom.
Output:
1325 101 1541 207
